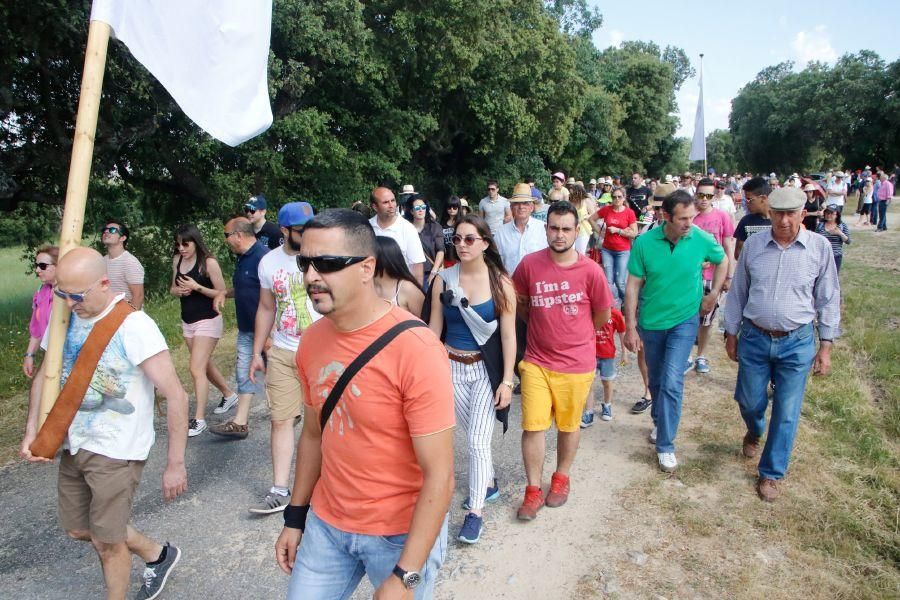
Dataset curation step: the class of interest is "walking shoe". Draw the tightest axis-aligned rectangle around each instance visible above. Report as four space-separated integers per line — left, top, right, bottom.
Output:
648 426 657 444
545 472 570 508
213 393 239 414
135 543 181 600
457 512 483 544
248 490 290 514
461 479 500 510
684 357 695 374
757 477 780 502
516 486 545 521
695 356 710 374
187 419 207 437
580 411 595 428
657 452 677 473
742 431 761 458
600 403 612 421
209 420 249 439
631 396 652 414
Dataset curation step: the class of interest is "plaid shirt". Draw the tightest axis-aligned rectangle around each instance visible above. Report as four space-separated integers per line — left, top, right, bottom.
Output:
724 228 841 340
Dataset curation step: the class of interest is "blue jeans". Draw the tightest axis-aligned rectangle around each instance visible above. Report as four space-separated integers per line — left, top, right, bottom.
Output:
235 330 261 395
874 200 888 230
639 314 699 453
601 248 629 307
287 509 449 599
734 321 816 480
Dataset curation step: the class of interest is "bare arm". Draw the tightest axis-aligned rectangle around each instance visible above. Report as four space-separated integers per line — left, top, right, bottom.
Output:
375 428 454 598
494 279 517 410
427 275 445 338
701 257 729 315
503 206 513 223
182 258 226 299
140 350 189 501
402 281 425 318
623 274 644 352
722 238 736 291
128 284 144 309
249 289 277 383
410 262 424 284
19 359 51 462
734 239 744 261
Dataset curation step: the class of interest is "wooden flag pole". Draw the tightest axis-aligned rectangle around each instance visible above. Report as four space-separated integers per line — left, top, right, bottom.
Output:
37 19 111 428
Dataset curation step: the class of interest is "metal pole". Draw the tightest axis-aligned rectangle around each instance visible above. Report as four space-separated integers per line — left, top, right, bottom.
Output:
700 53 707 177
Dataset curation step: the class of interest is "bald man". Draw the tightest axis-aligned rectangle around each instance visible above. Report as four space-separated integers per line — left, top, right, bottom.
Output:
369 186 426 282
20 247 189 600
210 218 268 437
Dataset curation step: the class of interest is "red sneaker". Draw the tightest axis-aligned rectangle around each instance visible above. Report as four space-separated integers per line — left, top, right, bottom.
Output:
545 472 570 508
516 485 545 521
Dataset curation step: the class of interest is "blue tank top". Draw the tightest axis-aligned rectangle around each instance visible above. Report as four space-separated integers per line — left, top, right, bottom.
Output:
443 298 495 351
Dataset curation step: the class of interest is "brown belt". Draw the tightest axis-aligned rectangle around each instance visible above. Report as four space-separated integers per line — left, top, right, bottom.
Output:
448 351 482 365
750 321 791 338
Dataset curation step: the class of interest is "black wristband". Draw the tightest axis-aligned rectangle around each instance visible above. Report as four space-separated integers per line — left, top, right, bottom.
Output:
283 504 310 531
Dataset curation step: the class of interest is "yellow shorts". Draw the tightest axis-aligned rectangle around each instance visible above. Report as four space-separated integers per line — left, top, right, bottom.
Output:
519 360 595 432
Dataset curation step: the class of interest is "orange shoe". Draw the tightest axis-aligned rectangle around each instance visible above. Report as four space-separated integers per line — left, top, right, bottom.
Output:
545 472 570 508
516 485 545 521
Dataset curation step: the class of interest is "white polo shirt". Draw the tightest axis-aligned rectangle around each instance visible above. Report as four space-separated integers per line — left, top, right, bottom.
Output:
495 217 549 274
369 215 426 268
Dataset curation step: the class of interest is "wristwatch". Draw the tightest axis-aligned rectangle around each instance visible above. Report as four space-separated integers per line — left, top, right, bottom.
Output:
392 565 422 589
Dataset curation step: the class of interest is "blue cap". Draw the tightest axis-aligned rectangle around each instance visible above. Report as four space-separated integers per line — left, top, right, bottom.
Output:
245 195 267 211
278 202 315 227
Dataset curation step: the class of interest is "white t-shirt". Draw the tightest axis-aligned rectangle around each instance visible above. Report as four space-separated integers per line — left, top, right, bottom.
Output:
258 246 320 351
369 216 426 268
712 195 737 219
478 196 510 233
827 181 847 207
41 295 167 460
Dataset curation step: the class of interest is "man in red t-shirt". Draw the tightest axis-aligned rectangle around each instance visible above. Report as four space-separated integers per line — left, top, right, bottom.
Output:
275 210 455 599
691 178 736 374
512 201 613 521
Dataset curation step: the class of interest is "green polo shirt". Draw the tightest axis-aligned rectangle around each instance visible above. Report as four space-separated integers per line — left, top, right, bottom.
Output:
628 224 725 330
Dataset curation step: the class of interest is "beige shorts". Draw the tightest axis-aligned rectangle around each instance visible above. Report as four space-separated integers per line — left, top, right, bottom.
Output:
265 345 303 421
58 449 145 543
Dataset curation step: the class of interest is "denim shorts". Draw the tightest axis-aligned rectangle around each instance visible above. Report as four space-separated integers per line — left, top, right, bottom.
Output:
235 330 261 395
595 357 617 381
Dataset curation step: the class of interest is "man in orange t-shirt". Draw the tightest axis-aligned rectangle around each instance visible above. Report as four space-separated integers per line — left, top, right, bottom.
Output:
275 209 455 599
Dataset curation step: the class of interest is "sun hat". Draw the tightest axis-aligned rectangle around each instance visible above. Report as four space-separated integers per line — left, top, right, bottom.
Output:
509 183 537 203
834 171 845 178
400 184 416 195
567 177 576 185
803 183 817 192
589 178 597 185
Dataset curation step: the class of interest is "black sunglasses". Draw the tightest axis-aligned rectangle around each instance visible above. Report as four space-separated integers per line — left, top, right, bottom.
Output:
35 262 54 271
102 226 121 234
296 254 367 274
244 205 259 213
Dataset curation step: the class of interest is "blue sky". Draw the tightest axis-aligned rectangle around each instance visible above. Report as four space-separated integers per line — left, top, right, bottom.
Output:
589 0 900 138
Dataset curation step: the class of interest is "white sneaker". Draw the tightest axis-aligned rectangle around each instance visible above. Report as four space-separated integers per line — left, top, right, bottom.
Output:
213 393 239 414
648 426 657 444
657 452 677 472
188 418 207 437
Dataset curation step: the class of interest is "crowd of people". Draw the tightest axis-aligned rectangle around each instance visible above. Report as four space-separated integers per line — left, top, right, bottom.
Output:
17 162 895 598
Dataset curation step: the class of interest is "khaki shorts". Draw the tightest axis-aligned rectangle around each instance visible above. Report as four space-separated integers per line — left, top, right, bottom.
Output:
58 449 145 543
519 360 595 432
265 345 303 421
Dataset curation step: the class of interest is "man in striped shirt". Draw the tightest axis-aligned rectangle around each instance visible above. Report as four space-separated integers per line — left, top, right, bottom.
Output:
724 187 841 502
101 221 145 309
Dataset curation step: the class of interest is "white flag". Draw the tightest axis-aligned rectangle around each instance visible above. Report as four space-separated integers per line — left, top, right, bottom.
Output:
91 0 273 147
688 70 706 162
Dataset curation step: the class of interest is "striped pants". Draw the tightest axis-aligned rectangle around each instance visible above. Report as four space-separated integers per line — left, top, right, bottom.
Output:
450 358 496 512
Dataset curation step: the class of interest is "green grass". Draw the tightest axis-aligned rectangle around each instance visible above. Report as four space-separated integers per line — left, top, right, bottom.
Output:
0 246 39 397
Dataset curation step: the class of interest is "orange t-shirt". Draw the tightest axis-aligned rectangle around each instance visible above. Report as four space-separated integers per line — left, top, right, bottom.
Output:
296 306 455 536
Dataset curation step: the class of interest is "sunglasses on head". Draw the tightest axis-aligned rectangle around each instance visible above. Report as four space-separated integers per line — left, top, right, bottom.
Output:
53 279 102 303
452 234 484 246
35 262 54 271
296 254 367 274
102 226 121 235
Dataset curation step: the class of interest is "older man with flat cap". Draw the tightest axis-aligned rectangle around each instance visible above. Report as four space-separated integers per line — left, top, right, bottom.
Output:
724 187 841 502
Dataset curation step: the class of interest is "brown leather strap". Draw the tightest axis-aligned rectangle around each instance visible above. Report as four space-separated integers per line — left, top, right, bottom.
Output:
30 300 136 458
750 320 791 338
448 351 482 365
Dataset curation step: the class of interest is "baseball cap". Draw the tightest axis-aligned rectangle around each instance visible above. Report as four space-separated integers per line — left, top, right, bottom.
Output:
551 171 565 182
823 204 839 212
278 201 315 227
245 195 267 212
768 187 805 211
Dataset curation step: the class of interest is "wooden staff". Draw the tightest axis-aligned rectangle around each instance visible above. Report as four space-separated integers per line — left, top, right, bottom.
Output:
37 19 111 428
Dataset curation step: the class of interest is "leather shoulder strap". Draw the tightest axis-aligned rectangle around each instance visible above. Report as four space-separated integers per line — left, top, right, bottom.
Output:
319 320 427 431
30 301 137 458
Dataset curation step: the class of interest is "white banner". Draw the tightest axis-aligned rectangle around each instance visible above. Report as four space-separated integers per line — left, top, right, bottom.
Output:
92 0 273 146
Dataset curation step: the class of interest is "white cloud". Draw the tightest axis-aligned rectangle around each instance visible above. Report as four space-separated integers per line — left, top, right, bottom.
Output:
792 25 837 64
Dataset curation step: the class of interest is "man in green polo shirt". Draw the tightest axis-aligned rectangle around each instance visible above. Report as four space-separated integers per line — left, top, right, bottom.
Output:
623 189 727 472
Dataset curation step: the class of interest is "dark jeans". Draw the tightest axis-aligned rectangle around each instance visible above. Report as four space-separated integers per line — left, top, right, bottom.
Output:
834 254 842 273
873 200 888 230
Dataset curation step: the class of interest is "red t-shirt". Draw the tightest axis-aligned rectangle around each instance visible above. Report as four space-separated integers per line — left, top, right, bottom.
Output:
296 306 455 535
595 205 637 252
595 308 626 359
512 249 614 374
693 209 734 281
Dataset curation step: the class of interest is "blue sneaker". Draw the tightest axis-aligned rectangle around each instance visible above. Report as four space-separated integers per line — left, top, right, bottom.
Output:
600 403 612 421
695 356 710 374
580 411 595 428
684 357 695 374
457 512 483 544
461 479 500 510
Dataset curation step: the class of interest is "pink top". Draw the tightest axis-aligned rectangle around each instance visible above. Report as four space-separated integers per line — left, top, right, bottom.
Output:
876 180 894 201
512 249 614 374
29 284 53 339
693 209 735 281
